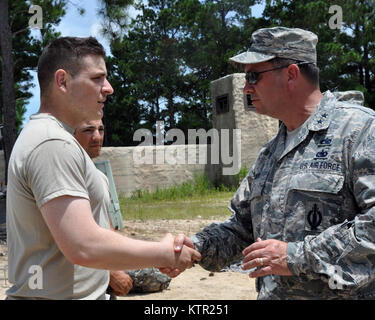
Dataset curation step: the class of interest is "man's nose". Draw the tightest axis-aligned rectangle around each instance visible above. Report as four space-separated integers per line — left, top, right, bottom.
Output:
103 78 114 96
243 80 255 95
91 130 101 142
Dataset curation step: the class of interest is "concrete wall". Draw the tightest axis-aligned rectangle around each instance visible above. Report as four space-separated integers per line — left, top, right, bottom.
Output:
94 145 210 197
0 145 211 198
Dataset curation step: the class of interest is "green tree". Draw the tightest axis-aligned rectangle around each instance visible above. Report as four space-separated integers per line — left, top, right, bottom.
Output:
262 0 374 107
103 0 189 146
0 0 72 183
103 0 261 145
96 0 137 146
97 0 134 40
335 0 375 107
178 0 260 134
103 36 145 146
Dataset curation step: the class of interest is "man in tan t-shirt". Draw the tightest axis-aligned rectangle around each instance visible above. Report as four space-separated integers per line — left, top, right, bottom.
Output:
6 36 200 300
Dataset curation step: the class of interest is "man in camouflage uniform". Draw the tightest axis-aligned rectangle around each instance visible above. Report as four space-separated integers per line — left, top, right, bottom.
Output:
171 27 375 299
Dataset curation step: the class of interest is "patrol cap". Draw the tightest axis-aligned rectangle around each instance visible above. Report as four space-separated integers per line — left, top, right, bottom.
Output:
229 27 318 67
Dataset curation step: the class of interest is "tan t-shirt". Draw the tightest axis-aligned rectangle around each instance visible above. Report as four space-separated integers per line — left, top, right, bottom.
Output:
6 113 110 299
96 169 113 227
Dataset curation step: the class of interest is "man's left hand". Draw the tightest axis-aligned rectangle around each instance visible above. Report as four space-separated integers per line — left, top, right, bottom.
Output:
241 238 292 278
109 270 133 296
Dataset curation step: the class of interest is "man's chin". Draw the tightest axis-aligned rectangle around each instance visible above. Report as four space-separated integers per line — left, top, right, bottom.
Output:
251 100 263 113
89 108 104 119
88 152 100 159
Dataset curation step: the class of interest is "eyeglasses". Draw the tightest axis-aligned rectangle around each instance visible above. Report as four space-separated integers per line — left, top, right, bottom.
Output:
245 61 312 84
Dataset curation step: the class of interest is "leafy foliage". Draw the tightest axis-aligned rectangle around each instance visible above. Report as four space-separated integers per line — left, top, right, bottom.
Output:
2 0 374 153
0 0 73 182
262 0 374 107
103 0 260 146
1 0 69 133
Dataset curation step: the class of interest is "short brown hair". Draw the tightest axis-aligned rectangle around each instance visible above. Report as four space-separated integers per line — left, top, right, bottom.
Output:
37 36 106 96
270 57 320 86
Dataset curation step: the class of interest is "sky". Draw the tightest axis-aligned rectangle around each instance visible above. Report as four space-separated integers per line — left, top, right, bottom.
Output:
23 1 265 127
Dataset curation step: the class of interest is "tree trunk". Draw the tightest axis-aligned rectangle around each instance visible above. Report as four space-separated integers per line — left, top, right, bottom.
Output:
0 0 17 184
167 91 175 129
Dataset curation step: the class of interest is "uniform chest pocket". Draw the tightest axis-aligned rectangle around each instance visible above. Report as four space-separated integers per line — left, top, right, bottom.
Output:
285 173 345 238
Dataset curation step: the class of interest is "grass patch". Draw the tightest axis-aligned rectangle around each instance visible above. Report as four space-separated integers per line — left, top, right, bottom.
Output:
128 173 235 202
119 173 240 220
120 192 234 220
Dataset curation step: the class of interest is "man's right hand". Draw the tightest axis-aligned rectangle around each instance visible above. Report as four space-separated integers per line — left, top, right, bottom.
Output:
172 234 195 252
159 234 198 277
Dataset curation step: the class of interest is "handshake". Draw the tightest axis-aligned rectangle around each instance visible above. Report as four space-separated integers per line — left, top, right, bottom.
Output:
157 233 200 278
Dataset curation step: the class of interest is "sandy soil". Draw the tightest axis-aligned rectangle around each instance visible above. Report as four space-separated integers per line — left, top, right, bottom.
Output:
0 217 257 300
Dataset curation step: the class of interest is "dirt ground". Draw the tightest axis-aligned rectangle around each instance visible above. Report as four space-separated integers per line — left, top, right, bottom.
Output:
0 217 258 300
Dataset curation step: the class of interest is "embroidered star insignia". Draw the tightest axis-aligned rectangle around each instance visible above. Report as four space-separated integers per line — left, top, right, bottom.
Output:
322 113 328 118
317 120 323 124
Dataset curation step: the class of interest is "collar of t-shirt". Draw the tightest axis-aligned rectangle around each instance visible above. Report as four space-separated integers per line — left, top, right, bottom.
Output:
30 113 75 135
285 125 303 151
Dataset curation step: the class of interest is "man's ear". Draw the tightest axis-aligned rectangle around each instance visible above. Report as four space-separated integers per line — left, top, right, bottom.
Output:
55 69 68 93
286 64 299 90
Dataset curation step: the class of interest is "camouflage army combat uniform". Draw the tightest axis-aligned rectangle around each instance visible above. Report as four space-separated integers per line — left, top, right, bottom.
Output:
192 90 375 299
